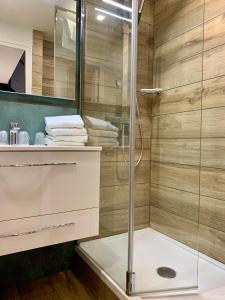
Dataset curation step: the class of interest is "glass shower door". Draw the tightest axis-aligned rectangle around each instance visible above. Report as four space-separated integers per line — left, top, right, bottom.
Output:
131 0 203 295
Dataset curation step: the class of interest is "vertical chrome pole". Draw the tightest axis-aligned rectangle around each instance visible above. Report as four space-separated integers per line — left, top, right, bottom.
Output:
126 0 138 295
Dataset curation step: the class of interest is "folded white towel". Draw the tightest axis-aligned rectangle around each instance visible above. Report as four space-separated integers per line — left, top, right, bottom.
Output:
45 115 84 129
46 127 87 137
47 135 88 143
45 138 85 147
87 128 118 138
84 116 118 132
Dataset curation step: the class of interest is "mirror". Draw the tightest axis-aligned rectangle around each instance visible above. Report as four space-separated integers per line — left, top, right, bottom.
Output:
0 0 77 101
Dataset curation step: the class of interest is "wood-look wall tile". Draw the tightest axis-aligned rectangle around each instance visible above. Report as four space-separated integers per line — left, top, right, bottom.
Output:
84 83 122 106
154 26 203 67
32 54 43 74
154 54 202 90
201 138 225 169
151 184 199 222
151 138 200 166
140 0 154 25
137 92 153 116
204 13 225 51
101 183 149 212
154 0 204 46
202 107 225 138
199 224 225 264
155 0 195 24
202 76 225 109
152 83 202 115
200 196 225 233
203 43 225 80
101 160 150 187
138 23 154 48
205 0 225 21
100 206 150 237
86 32 122 64
151 162 199 194
100 138 151 162
152 111 201 139
136 115 151 139
150 207 199 249
201 167 225 201
85 59 122 88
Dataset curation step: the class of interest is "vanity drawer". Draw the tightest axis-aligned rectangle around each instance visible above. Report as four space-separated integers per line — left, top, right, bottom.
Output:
0 151 100 221
0 208 99 256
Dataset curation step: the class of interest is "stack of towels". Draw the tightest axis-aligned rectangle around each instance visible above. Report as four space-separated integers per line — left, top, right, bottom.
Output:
84 116 119 147
45 115 88 146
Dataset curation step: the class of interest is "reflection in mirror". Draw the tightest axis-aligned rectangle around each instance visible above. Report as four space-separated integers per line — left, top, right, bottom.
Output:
0 0 77 100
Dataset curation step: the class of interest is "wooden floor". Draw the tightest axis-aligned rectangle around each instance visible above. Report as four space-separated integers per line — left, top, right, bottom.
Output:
0 271 98 300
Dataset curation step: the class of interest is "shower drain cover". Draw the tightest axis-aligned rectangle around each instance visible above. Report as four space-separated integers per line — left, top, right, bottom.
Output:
157 267 176 279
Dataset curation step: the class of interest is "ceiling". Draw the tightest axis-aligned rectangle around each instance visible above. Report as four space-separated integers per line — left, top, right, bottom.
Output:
0 0 76 40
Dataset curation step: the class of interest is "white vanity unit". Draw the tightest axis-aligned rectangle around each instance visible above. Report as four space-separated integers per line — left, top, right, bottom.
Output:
0 146 101 256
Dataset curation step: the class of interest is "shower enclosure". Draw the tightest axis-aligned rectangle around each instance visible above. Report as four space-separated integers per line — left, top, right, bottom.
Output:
77 0 225 297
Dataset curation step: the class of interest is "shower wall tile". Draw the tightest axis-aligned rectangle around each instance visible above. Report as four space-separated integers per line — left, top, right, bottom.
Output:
202 76 225 109
100 183 150 212
199 196 225 233
151 162 199 194
201 168 225 201
101 160 150 187
154 54 202 90
154 26 203 67
137 92 153 116
152 82 202 115
154 0 204 46
199 224 225 263
152 110 201 139
201 139 225 169
204 12 225 51
205 0 225 21
150 184 199 222
150 207 199 249
203 43 225 80
151 138 200 166
100 206 150 237
202 107 225 138
154 0 195 24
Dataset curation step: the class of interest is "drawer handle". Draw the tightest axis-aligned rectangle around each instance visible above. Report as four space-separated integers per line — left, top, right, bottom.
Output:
0 162 77 168
0 222 75 238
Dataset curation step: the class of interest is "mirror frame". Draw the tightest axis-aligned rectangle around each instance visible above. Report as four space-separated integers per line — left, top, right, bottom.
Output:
0 0 81 109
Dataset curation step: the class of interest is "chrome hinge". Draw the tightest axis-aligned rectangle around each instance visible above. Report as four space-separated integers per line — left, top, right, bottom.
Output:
126 271 136 295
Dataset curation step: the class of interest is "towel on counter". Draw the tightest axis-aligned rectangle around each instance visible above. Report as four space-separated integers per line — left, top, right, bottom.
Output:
45 138 85 147
45 115 84 129
46 127 87 137
84 116 118 132
47 135 88 143
87 128 118 138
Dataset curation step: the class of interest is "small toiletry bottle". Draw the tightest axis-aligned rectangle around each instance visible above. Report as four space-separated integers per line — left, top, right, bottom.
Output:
10 122 20 145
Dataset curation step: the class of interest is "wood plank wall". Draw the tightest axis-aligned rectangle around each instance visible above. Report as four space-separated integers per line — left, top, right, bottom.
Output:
32 30 44 95
82 0 154 237
151 0 225 263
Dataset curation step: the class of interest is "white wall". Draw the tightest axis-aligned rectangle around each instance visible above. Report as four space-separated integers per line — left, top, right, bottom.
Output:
0 21 33 93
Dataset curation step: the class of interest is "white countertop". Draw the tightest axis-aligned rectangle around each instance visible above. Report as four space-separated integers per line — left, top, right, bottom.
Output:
0 145 102 152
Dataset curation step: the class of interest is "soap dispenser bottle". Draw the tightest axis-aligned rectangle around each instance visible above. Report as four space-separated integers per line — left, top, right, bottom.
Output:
10 122 20 145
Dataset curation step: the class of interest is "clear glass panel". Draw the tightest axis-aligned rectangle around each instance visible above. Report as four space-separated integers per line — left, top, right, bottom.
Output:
132 0 204 294
55 4 77 99
79 0 132 292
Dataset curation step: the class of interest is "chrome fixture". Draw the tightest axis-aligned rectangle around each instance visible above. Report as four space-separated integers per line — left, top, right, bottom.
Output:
0 162 77 168
9 122 20 145
140 88 163 95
